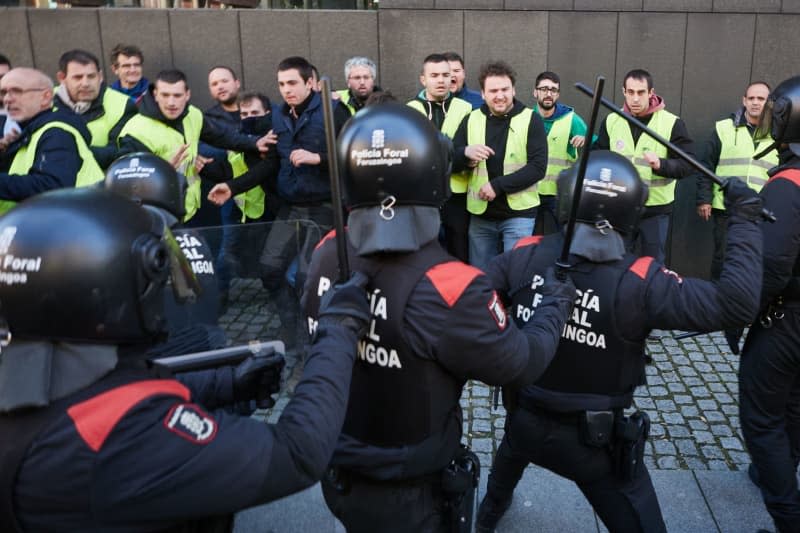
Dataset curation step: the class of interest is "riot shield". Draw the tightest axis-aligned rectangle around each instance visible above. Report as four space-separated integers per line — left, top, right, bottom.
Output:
151 217 327 394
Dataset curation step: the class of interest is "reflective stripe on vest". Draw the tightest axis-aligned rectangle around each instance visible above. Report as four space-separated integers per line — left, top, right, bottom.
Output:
336 90 356 115
607 109 677 206
2 121 104 214
539 111 576 196
118 106 203 221
86 88 130 147
407 97 473 193
227 151 265 221
710 118 779 210
466 107 539 214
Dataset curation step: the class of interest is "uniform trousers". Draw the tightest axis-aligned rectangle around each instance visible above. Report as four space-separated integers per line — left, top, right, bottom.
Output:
484 406 666 533
740 303 800 533
322 470 448 533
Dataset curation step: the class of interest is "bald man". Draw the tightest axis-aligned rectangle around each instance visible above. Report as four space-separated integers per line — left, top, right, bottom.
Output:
0 67 103 213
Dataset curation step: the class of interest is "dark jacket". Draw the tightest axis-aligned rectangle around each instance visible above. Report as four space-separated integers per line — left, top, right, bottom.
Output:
0 108 93 201
454 83 483 110
4 321 358 531
453 99 548 220
110 78 149 105
55 84 137 168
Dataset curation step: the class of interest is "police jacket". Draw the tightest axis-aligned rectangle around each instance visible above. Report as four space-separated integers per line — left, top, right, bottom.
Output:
759 151 800 308
302 233 570 481
452 99 548 221
0 108 100 204
1 323 359 532
486 220 762 413
55 84 137 168
594 102 695 216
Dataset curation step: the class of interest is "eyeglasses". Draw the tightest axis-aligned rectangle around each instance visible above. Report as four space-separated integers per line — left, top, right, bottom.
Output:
348 75 373 81
0 87 48 98
117 62 142 69
535 86 559 95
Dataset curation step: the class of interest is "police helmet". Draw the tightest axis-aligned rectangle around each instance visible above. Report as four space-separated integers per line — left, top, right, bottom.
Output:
764 75 800 156
337 102 452 255
0 189 192 344
104 152 187 226
557 150 648 236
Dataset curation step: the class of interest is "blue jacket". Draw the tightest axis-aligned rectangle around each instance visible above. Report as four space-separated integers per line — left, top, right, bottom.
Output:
273 91 331 204
454 83 483 110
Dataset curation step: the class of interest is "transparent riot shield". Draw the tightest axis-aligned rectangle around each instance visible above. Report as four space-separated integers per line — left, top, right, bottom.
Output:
150 217 327 395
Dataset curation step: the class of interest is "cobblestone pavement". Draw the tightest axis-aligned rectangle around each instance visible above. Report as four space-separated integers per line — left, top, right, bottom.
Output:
221 278 752 473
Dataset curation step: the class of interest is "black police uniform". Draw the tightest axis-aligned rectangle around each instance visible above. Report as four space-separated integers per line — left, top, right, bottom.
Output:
739 156 800 533
0 323 357 532
302 233 570 533
482 215 762 532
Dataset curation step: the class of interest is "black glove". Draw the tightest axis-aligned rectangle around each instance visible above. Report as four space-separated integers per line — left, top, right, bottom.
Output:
233 352 286 413
318 271 371 338
540 267 577 316
722 178 763 222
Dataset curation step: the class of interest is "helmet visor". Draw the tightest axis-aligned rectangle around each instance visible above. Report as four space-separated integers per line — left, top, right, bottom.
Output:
162 226 201 304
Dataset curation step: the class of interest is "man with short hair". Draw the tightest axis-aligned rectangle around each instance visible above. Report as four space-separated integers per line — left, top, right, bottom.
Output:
110 43 149 104
453 60 548 271
0 53 19 147
594 68 695 264
0 67 103 213
118 69 272 223
532 71 588 233
443 51 483 109
55 49 137 168
408 53 474 262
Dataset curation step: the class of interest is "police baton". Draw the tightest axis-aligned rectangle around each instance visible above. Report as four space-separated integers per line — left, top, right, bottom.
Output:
149 340 286 409
556 76 606 279
575 83 776 223
320 76 350 282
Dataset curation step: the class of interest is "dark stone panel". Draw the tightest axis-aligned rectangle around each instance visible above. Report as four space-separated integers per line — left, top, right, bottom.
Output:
547 11 618 122
752 14 800 86
436 0 503 8
783 0 800 13
27 9 103 78
616 12 687 121
503 0 573 8
712 0 781 12
308 11 378 93
0 9 34 69
378 9 463 102
168 10 242 111
574 0 642 10
240 10 310 104
464 11 547 99
379 0 435 8
643 0 711 11
98 9 172 87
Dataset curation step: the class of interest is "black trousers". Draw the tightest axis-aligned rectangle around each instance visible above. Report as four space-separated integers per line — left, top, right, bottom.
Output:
321 470 448 533
441 192 469 263
740 304 800 533
484 406 666 533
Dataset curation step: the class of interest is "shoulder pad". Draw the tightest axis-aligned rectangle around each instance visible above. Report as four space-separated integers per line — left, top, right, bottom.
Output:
629 256 654 280
513 235 543 250
426 261 483 307
767 168 800 187
68 380 190 452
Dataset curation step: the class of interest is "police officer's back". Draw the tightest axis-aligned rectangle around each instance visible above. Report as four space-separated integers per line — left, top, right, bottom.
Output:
477 151 764 532
302 103 576 533
0 188 371 531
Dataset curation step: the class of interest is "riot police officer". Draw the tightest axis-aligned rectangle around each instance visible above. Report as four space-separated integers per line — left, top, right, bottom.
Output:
0 188 371 531
739 75 800 533
105 152 223 352
302 103 577 533
476 151 764 532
